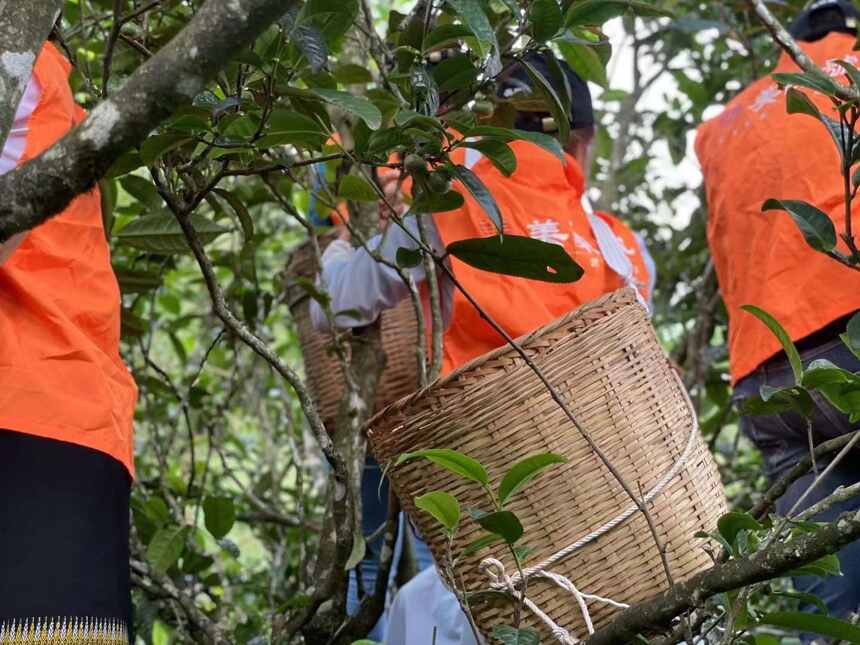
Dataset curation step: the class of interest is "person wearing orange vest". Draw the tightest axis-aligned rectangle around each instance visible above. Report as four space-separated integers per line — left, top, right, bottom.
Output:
0 41 137 642
310 52 654 643
696 1 860 632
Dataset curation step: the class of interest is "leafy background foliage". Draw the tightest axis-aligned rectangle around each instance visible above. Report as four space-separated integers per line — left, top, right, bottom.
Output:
52 0 839 642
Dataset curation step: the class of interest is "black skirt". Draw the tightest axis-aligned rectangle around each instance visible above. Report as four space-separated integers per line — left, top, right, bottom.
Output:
0 429 132 644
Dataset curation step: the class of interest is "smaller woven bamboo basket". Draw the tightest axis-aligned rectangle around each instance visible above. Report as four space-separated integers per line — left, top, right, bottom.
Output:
367 289 727 641
285 236 422 426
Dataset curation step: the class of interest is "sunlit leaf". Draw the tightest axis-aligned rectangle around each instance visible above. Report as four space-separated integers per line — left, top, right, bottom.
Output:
498 453 568 506
396 448 489 485
742 304 804 384
147 526 187 575
759 612 860 643
415 491 461 533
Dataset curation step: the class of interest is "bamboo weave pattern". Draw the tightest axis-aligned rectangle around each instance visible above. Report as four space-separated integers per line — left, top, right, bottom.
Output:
368 289 728 641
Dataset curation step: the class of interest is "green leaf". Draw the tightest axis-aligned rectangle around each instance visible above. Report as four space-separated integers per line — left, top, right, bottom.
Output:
462 533 504 558
303 0 359 48
415 491 461 533
212 188 254 241
425 24 474 50
412 190 465 213
762 199 837 255
451 165 503 234
521 56 570 144
396 247 423 268
115 268 164 294
107 150 144 178
558 40 609 89
313 89 382 130
759 612 860 643
836 59 860 89
280 2 328 73
845 313 860 355
147 526 187 575
742 304 804 385
742 386 814 417
464 126 565 161
788 553 843 578
476 510 524 544
431 54 480 93
261 109 328 149
338 175 379 202
528 0 563 42
767 590 828 614
116 213 230 254
140 133 191 166
717 511 763 548
460 140 517 176
396 448 489 485
119 174 163 209
445 0 495 55
564 0 672 28
786 87 822 120
447 235 584 283
803 359 860 388
492 626 540 645
202 496 236 540
773 72 844 100
498 453 568 506
332 63 373 84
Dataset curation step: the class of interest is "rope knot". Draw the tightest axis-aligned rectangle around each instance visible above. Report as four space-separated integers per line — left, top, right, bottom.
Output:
479 558 516 592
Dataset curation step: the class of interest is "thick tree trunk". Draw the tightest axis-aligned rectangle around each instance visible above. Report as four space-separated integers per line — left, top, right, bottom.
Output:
0 0 294 242
0 0 63 150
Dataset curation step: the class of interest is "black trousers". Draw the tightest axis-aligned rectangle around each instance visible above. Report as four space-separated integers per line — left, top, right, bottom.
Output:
0 430 132 640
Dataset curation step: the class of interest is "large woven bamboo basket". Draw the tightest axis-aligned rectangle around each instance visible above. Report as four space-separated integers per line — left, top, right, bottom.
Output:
285 236 421 426
367 289 727 641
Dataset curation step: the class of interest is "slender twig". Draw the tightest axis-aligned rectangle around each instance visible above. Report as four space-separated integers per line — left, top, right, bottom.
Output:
797 481 860 521
750 430 860 519
101 0 124 98
418 213 444 380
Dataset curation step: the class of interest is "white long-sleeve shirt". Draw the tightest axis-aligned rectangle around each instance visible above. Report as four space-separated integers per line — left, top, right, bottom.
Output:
308 212 657 334
309 214 455 332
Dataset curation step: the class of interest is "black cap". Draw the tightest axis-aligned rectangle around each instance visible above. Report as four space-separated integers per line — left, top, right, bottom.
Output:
789 0 859 42
497 51 594 133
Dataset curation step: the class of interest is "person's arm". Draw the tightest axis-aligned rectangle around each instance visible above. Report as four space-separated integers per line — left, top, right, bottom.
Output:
0 75 40 267
309 215 449 332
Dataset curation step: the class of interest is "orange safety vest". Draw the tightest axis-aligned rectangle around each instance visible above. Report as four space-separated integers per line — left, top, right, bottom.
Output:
433 140 650 374
696 33 860 385
0 43 137 475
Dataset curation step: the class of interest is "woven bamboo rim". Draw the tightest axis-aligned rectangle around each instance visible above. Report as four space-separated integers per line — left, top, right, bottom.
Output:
367 289 727 641
285 236 422 426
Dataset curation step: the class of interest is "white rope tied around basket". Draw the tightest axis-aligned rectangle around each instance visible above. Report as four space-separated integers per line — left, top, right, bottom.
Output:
478 370 700 643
